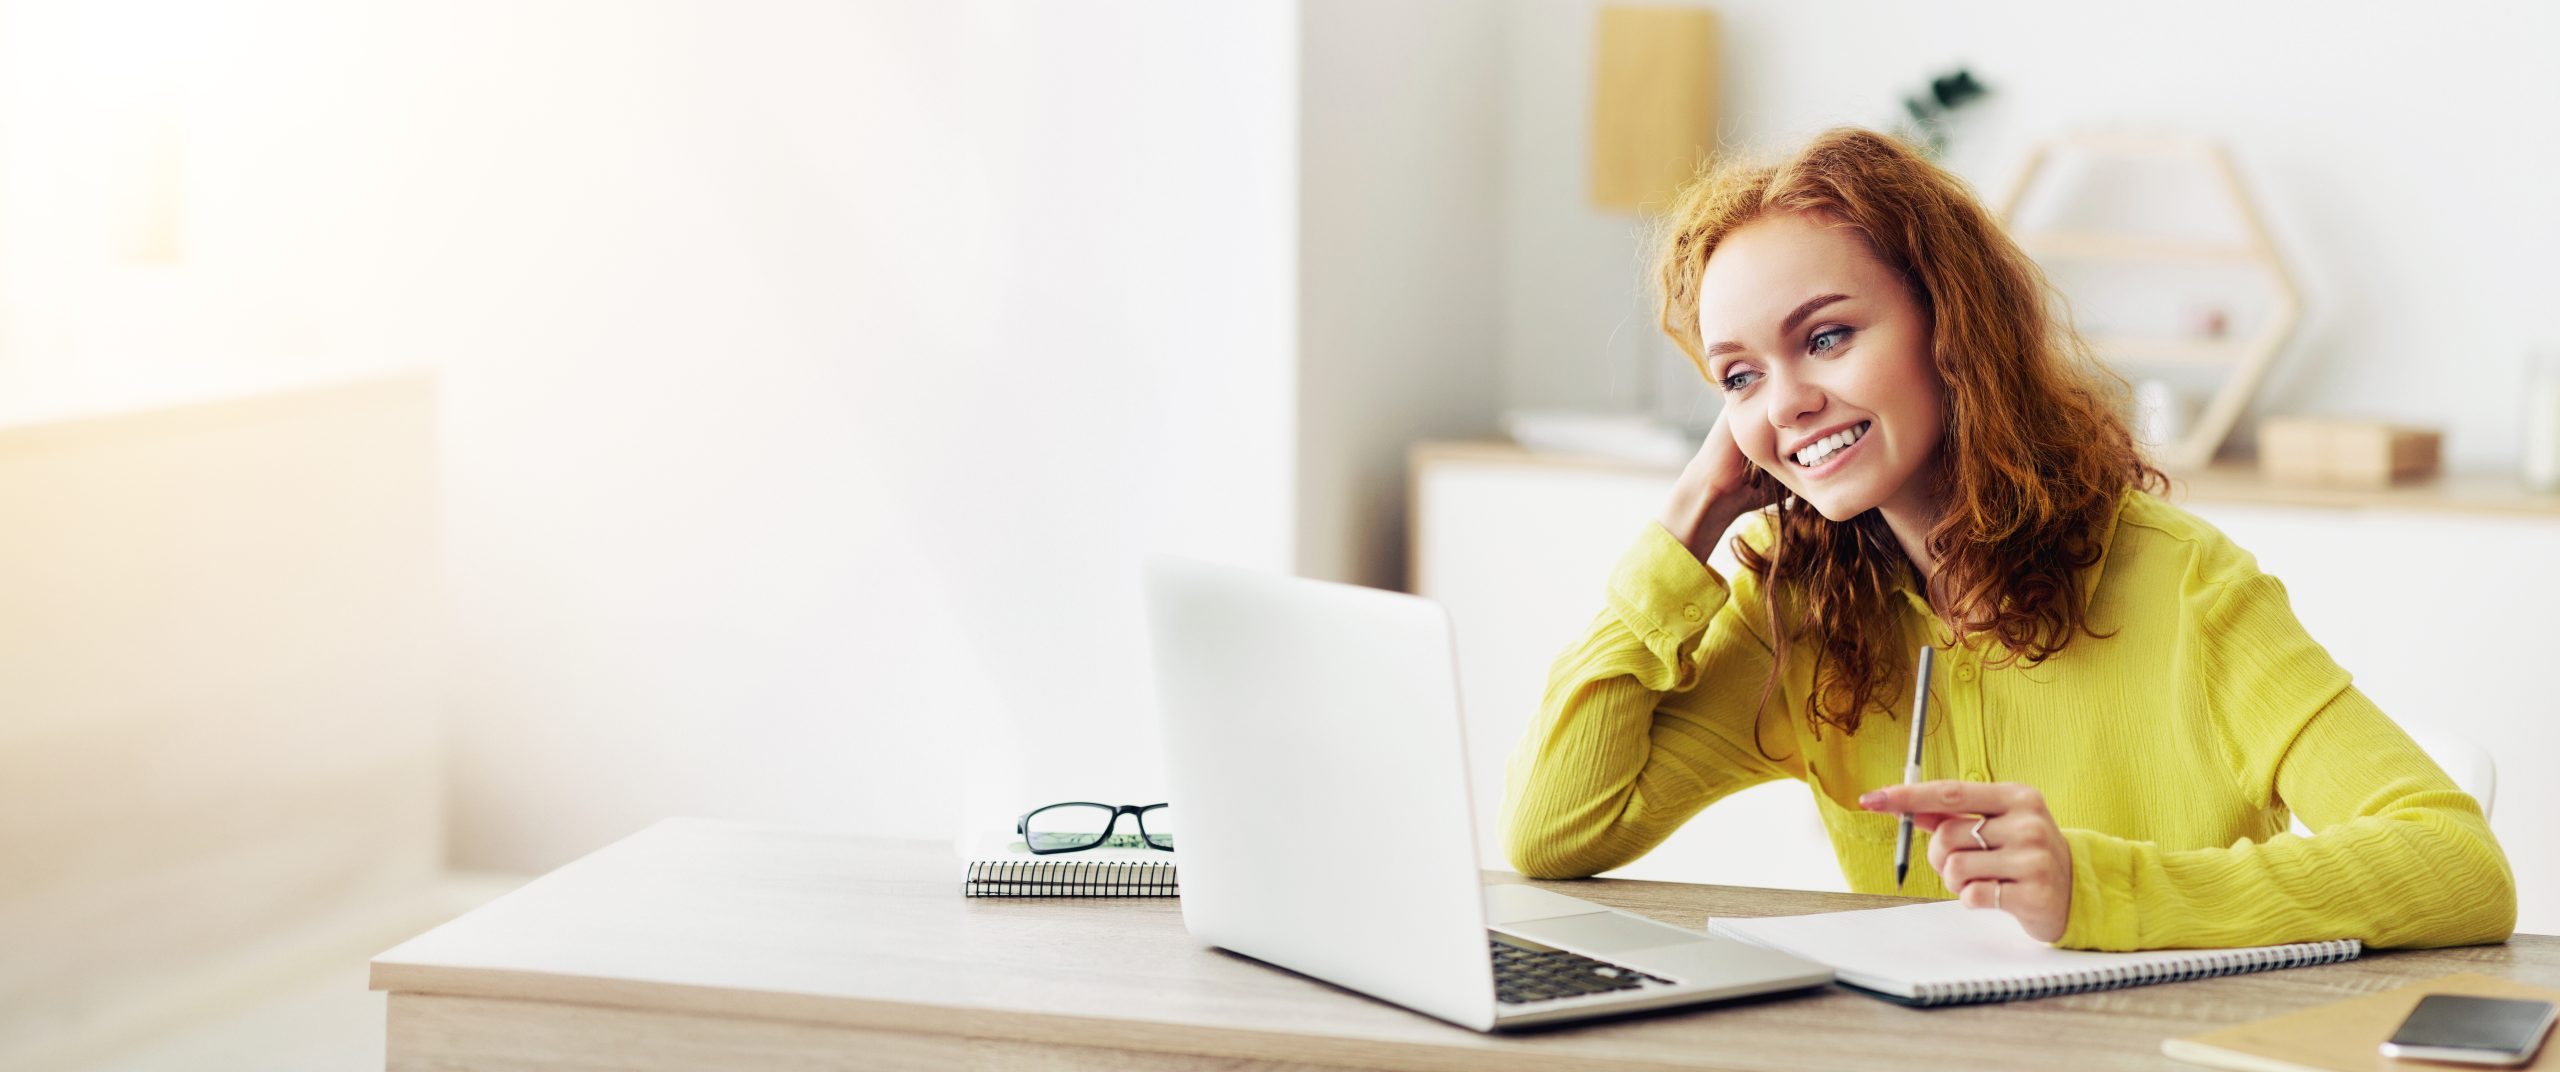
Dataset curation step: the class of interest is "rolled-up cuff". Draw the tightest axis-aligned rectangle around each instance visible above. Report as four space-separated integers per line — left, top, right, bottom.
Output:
1606 522 1733 660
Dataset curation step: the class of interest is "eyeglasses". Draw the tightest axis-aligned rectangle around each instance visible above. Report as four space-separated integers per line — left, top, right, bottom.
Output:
1015 801 1175 854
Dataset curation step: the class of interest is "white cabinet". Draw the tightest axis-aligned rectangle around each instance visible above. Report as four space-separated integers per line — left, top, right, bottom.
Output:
1413 443 2560 933
1411 446 1845 894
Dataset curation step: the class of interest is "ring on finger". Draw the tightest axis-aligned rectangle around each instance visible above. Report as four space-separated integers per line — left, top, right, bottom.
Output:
1969 815 1990 851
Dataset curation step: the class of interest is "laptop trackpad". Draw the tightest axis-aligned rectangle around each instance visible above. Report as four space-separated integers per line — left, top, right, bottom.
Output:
1503 911 1700 954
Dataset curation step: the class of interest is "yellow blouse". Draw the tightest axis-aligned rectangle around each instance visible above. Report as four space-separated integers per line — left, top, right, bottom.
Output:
1501 490 2514 950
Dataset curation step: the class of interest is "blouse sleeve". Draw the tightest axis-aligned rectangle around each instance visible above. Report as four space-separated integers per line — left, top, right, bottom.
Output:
1500 518 1801 879
2056 573 2515 950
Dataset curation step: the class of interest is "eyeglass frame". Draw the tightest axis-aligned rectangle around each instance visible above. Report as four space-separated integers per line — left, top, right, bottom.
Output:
1014 801 1175 855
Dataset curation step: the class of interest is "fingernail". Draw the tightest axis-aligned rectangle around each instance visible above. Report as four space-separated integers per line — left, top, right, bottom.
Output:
1858 790 1883 809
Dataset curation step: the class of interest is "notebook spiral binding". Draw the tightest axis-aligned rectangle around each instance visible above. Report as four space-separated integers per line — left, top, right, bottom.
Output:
1915 938 2363 1006
962 859 1179 898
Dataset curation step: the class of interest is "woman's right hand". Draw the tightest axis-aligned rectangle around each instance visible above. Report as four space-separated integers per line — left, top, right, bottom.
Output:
1659 406 1784 562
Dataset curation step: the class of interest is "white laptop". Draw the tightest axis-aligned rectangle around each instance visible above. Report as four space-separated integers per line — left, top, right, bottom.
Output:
1141 555 1832 1031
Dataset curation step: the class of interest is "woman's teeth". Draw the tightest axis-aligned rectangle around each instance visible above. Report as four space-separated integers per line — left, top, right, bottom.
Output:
1792 422 1869 468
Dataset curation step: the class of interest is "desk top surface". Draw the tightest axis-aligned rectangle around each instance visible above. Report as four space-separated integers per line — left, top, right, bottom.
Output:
373 818 2560 1072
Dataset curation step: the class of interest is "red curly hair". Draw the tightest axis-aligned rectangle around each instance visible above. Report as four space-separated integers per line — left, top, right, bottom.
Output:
1654 127 2166 738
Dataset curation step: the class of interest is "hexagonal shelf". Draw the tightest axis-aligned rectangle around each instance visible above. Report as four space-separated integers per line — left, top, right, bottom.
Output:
1993 132 2300 470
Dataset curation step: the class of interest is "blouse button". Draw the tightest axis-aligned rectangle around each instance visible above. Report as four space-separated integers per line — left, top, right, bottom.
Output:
1955 663 1977 682
1682 604 1703 622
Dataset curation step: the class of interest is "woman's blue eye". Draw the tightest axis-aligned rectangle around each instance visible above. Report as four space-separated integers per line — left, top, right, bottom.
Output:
1719 368 1760 392
1810 326 1852 354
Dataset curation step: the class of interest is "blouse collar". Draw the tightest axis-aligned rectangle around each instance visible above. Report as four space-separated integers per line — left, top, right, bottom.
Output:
1889 491 2130 626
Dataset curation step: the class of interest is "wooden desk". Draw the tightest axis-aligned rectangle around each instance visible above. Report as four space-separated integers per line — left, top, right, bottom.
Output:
373 819 2560 1071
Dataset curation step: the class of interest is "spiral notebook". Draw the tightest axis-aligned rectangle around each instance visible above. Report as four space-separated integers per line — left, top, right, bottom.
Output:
1707 900 2361 1007
962 858 1178 898
957 831 1178 898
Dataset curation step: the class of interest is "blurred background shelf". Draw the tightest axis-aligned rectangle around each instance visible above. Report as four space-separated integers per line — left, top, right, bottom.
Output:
1413 440 2560 518
2014 231 2261 265
2085 338 2257 366
1995 133 2300 470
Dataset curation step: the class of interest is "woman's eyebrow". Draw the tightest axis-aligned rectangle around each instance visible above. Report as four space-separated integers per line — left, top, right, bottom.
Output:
1703 292 1853 359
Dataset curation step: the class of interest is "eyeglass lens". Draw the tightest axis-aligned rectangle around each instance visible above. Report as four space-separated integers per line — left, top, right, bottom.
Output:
1025 804 1117 852
1023 803 1175 852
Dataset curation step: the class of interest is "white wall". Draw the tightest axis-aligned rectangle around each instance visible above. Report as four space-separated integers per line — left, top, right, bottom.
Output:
399 0 1527 868
0 0 1303 873
1297 0 1507 589
400 2 1301 870
1500 0 2560 472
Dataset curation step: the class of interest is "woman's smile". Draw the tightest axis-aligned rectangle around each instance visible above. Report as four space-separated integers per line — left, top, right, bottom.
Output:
1786 419 1872 476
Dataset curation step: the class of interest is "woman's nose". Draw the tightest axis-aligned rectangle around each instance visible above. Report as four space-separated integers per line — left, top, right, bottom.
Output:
1766 367 1827 424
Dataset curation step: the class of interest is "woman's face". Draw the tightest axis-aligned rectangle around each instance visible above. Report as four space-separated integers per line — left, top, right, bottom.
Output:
1695 210 1946 523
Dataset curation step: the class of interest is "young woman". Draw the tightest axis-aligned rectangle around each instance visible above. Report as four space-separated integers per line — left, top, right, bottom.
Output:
1501 128 2514 950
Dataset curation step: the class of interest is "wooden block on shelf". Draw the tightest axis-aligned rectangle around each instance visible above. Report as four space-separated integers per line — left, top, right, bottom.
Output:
2258 417 2442 486
1588 6 1719 212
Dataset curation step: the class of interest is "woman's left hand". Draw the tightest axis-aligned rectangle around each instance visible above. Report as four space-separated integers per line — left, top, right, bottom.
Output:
1861 781 2074 942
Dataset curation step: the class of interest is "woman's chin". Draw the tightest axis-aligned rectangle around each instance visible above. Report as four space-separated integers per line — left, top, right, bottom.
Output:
1801 488 1875 522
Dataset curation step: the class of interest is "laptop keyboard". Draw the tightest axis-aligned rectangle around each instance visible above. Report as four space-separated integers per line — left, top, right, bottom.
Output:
1489 934 1676 1005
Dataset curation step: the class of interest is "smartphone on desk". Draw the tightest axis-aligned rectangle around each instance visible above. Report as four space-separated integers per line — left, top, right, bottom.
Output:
2379 994 2558 1066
